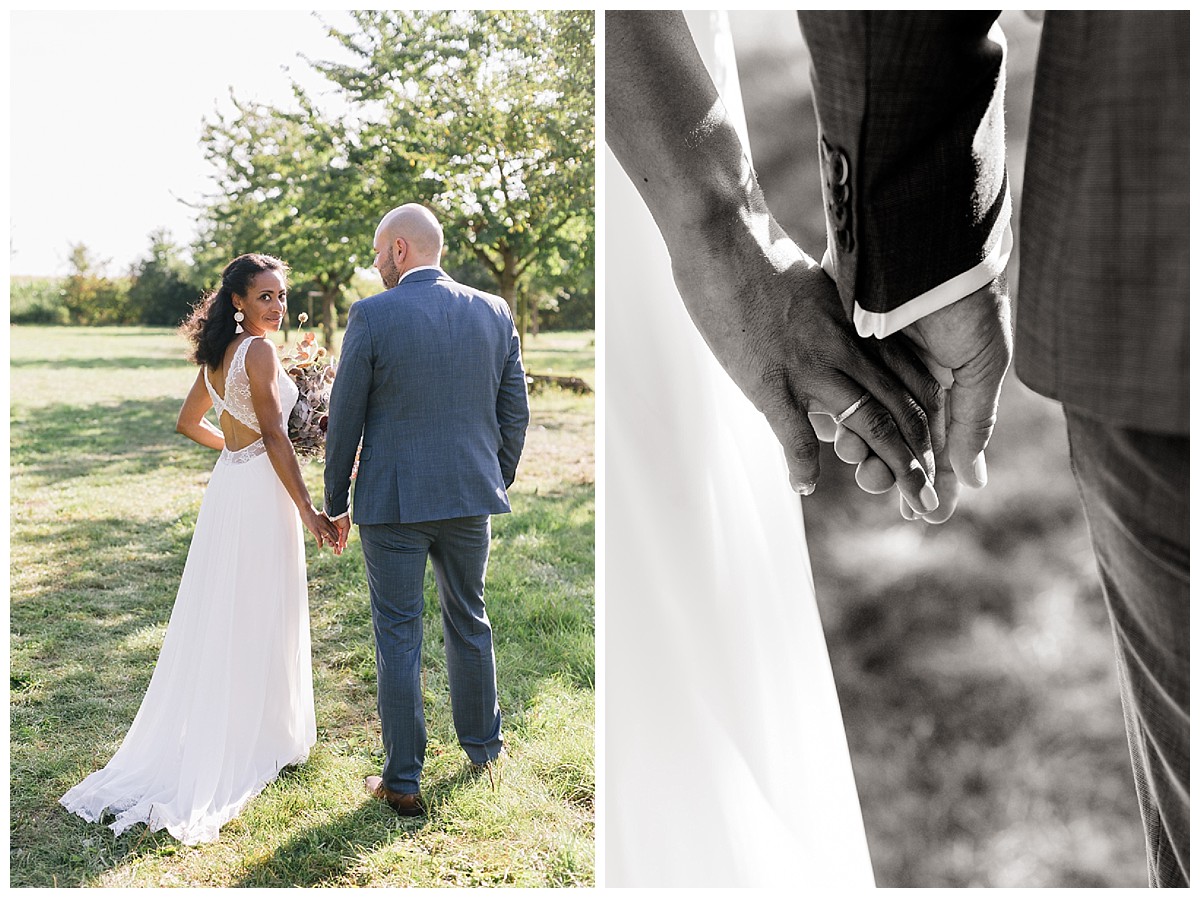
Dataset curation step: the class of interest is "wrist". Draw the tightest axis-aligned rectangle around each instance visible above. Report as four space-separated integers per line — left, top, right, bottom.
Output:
647 121 762 243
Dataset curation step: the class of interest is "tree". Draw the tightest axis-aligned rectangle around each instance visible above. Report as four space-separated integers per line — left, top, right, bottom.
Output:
315 10 595 345
195 87 425 349
127 229 201 326
193 10 594 351
9 277 68 325
61 244 130 325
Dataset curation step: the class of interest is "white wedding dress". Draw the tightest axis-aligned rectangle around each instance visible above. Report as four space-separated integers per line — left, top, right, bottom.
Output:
60 335 316 845
605 11 875 887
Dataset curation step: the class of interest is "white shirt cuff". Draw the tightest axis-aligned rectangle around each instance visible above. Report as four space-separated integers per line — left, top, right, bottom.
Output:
328 510 350 522
824 202 1013 340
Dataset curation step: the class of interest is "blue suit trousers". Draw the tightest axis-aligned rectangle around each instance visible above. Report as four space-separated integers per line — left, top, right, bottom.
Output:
359 516 503 794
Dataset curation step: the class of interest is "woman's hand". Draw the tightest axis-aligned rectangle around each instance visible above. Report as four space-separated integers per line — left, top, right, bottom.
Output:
176 369 225 451
608 10 944 511
667 195 944 512
301 506 339 550
815 277 1012 523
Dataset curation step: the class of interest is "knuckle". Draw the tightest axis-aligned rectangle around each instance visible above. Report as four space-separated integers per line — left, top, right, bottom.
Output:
919 378 945 416
751 364 795 414
859 406 900 444
791 434 821 471
956 412 998 439
897 399 930 439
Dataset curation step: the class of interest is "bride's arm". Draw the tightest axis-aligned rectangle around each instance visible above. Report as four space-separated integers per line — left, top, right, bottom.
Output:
606 11 943 513
176 369 226 451
244 340 338 548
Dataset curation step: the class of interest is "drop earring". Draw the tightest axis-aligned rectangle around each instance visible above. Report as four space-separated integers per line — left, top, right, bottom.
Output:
234 310 245 334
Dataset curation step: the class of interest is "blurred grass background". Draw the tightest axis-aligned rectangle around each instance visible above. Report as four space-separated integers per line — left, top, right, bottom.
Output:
731 11 1145 887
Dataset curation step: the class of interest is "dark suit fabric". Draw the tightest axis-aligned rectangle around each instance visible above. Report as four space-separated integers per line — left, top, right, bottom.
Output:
798 11 1009 323
323 268 528 794
1017 12 1189 434
1068 411 1189 888
800 11 1189 887
324 268 528 525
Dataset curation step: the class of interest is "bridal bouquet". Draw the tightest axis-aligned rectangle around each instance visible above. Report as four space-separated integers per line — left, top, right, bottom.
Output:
281 314 336 458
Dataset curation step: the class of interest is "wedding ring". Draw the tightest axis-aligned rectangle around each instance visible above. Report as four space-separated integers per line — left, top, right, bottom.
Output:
831 393 870 426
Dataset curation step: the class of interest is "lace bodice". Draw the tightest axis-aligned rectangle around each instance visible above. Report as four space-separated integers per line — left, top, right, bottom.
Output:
204 336 299 464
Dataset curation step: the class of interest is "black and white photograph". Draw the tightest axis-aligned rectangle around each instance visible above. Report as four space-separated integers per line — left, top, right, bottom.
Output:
604 9 1187 888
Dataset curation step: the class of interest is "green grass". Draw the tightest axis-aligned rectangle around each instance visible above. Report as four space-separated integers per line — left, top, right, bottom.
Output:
10 325 595 888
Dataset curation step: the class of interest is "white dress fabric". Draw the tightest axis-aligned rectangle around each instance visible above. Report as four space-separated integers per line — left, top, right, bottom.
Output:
604 12 875 887
60 335 316 845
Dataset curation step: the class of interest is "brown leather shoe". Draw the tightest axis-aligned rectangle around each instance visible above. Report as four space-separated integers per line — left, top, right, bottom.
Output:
364 775 425 817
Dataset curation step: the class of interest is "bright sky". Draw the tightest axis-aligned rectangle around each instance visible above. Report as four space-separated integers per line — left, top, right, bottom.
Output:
9 9 359 277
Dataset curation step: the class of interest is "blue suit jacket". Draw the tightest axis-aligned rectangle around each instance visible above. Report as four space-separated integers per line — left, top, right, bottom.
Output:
323 268 530 524
800 11 1188 433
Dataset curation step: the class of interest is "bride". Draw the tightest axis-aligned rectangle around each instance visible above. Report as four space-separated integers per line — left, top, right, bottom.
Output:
60 253 338 845
604 11 941 887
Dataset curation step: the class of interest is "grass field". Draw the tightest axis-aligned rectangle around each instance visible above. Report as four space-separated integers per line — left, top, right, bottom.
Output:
10 325 595 888
734 12 1146 887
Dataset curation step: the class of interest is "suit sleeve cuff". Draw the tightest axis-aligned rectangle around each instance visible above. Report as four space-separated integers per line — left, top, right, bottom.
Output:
828 214 1013 341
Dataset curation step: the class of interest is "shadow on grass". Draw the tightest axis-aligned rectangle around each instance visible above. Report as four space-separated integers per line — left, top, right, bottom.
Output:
12 397 213 484
11 356 190 370
11 512 193 614
233 801 422 888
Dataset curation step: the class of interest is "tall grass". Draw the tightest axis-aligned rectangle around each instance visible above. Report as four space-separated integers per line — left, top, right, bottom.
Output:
10 325 594 888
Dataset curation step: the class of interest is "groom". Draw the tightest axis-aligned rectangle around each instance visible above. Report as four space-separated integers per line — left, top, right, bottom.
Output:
324 203 530 815
799 11 1188 886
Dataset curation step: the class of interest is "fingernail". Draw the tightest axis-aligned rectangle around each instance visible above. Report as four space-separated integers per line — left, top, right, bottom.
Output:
793 479 816 496
919 482 939 513
971 452 988 487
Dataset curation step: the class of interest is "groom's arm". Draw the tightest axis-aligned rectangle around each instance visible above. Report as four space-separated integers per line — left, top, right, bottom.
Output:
606 10 945 509
798 11 1011 338
323 301 373 521
800 11 1014 502
496 310 529 488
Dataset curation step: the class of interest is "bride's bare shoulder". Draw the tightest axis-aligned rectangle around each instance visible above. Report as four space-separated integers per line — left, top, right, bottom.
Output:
243 335 281 380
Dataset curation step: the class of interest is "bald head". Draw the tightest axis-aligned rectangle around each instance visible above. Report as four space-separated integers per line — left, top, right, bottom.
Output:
373 204 443 287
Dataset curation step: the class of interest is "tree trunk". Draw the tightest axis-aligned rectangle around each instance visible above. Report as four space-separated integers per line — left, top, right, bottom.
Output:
498 260 523 352
531 296 540 337
517 292 530 353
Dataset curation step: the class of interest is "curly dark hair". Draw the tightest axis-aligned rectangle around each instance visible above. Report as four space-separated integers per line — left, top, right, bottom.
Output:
180 253 289 370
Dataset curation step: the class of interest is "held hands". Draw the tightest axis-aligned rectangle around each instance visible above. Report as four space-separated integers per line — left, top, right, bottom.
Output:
818 277 1013 522
668 198 945 516
331 515 351 556
302 506 341 550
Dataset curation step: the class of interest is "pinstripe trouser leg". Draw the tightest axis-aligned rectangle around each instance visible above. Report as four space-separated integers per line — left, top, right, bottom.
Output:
1067 410 1189 887
360 517 502 795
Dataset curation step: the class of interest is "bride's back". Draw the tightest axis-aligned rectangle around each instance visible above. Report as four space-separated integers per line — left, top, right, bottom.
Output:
206 335 263 452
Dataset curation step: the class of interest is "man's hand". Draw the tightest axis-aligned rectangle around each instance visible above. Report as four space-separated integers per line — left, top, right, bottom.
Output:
669 200 945 513
607 10 946 510
333 514 352 556
818 277 1012 522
